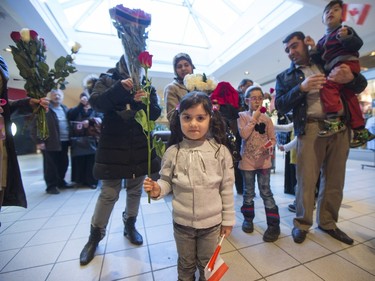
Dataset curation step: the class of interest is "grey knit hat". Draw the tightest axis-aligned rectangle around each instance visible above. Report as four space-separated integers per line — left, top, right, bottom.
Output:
173 53 195 76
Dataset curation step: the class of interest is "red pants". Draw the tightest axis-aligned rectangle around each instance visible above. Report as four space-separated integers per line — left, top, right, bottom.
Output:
321 60 364 129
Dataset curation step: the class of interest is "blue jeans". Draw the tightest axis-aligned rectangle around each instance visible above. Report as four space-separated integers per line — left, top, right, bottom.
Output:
242 169 276 209
173 222 220 281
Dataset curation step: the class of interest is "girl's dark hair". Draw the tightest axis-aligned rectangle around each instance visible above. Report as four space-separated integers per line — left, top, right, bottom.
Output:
168 91 227 147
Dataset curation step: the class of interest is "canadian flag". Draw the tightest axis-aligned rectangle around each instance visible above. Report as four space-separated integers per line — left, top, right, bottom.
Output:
204 236 229 281
342 3 371 25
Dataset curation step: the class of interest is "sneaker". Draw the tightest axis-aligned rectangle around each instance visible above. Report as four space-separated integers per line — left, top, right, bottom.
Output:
46 186 60 194
350 128 375 148
288 202 296 213
318 119 346 137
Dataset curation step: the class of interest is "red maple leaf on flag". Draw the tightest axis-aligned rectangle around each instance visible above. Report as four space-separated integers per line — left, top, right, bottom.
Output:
342 3 371 25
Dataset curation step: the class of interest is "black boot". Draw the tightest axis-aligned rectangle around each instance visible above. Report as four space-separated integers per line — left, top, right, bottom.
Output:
80 225 103 265
123 213 143 245
263 206 281 242
241 203 255 233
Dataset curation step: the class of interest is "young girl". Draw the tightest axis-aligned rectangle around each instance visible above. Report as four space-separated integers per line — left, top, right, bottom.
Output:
144 92 235 280
238 86 280 242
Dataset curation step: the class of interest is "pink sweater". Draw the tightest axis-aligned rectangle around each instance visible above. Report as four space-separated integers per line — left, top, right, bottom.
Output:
237 111 276 171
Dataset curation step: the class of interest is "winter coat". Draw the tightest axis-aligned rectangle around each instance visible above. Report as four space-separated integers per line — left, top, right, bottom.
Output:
89 71 161 180
0 56 28 208
164 79 188 122
275 62 367 136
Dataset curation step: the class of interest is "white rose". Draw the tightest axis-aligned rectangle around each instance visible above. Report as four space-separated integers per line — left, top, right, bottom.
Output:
71 42 81 54
20 28 31 43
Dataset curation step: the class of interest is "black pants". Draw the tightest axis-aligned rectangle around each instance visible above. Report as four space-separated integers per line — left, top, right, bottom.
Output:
43 141 70 189
71 154 97 186
284 151 297 195
234 162 243 194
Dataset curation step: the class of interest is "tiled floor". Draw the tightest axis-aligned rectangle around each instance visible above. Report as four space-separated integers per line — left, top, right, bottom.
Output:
0 150 374 281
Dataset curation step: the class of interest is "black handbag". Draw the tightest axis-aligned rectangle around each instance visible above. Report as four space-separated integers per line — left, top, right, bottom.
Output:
226 127 242 163
70 136 97 157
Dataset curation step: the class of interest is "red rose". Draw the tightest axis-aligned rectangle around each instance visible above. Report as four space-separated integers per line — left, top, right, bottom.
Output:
40 38 47 51
260 106 267 113
138 51 153 69
30 30 38 40
269 87 275 94
10 31 21 42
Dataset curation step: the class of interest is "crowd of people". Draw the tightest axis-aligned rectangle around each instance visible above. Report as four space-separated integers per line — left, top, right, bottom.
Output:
2 1 375 280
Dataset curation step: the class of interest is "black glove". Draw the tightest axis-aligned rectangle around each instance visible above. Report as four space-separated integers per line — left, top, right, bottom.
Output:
116 109 136 121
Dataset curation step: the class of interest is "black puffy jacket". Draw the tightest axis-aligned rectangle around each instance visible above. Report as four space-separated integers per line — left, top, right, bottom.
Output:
89 70 161 180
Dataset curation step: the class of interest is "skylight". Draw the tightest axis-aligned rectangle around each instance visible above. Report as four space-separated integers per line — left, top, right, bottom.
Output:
36 0 303 74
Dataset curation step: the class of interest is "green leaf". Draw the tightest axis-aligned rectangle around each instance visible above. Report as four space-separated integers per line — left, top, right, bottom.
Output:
38 61 49 79
203 73 207 83
54 56 66 72
140 95 150 106
148 120 155 132
135 110 148 132
153 137 166 159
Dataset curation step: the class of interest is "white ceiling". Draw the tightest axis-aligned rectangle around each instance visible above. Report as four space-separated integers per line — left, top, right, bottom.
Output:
1 0 375 97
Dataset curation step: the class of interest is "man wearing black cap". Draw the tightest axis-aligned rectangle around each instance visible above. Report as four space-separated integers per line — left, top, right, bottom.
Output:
164 53 195 122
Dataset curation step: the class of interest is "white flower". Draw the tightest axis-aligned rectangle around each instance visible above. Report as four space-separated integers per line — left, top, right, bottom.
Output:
183 73 217 93
71 42 81 54
20 28 31 43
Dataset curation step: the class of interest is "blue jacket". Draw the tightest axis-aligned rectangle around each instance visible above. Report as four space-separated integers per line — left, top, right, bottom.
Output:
275 62 367 136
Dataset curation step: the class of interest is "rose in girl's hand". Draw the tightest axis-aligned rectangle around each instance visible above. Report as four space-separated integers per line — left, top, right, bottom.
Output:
260 106 267 113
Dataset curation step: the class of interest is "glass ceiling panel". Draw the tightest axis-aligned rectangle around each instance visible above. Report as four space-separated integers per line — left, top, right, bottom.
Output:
58 0 255 49
48 0 303 72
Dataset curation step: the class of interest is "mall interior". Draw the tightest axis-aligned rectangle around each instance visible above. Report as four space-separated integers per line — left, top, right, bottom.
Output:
0 1 374 280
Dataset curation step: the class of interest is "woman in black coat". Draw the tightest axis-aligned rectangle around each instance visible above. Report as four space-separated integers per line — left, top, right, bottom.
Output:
79 55 161 265
68 91 102 189
0 56 48 225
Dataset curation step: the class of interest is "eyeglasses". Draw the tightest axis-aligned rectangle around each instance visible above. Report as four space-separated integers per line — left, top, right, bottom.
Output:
248 96 264 101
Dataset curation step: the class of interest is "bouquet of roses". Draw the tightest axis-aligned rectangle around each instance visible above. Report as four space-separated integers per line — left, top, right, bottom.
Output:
109 4 151 90
9 28 81 139
183 73 217 94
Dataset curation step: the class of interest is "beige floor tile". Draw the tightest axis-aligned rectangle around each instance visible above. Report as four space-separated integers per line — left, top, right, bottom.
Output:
265 265 323 281
364 238 375 250
105 231 145 253
227 226 265 249
142 211 173 228
221 251 262 281
152 266 178 281
0 230 37 251
26 225 75 247
337 244 375 275
240 243 299 276
0 249 18 271
101 247 151 281
49 258 103 281
2 242 65 272
148 240 178 271
305 254 374 281
145 223 174 245
275 236 331 263
1 151 374 280
0 264 53 281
